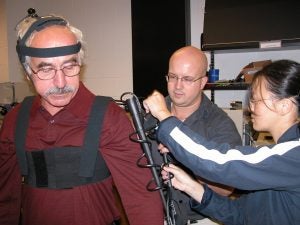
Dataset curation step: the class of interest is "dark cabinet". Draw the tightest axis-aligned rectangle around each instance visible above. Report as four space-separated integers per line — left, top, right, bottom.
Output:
131 0 190 98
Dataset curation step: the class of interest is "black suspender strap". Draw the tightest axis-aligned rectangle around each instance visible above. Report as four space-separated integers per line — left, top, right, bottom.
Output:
15 96 112 187
15 96 35 175
79 96 112 177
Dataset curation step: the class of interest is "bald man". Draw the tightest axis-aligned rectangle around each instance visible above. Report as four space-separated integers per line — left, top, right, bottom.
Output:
152 46 242 225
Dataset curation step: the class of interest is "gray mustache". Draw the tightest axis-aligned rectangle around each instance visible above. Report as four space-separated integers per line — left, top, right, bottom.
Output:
46 86 75 96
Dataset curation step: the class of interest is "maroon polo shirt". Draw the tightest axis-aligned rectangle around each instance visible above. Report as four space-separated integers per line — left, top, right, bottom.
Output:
0 82 163 225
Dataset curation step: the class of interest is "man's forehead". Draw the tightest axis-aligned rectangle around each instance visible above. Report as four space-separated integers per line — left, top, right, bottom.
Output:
31 26 77 48
170 62 201 76
30 54 78 67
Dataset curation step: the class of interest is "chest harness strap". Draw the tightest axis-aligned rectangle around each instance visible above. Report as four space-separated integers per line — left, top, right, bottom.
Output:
15 96 112 189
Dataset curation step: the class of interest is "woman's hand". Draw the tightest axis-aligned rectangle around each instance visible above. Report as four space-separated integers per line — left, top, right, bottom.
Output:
162 164 204 203
158 143 170 153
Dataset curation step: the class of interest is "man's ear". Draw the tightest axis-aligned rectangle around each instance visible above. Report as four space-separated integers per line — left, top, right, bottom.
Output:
200 76 208 89
24 69 32 81
26 74 32 81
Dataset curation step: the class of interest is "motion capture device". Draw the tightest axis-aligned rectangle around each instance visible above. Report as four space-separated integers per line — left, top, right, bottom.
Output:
119 92 177 225
16 8 81 64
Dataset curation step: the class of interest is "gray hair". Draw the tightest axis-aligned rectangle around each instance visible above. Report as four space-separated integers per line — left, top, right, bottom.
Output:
15 14 86 74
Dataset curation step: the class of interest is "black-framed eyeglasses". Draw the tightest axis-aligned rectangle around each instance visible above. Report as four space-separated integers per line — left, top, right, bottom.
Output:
165 73 204 85
28 64 81 80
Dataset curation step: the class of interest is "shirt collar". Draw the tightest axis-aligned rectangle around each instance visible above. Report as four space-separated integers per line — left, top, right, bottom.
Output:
165 94 211 121
277 123 300 143
66 82 95 118
34 82 95 119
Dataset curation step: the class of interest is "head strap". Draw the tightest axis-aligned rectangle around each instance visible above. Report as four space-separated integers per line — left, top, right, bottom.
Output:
17 42 81 59
16 11 81 63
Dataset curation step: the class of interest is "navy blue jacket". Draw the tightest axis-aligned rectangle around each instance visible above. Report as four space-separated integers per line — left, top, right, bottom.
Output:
157 117 300 225
151 94 242 223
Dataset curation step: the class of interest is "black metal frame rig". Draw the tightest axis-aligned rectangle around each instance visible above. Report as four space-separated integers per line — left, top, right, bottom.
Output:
119 92 176 225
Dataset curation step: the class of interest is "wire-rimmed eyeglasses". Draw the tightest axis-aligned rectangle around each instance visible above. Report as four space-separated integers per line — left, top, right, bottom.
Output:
165 73 204 85
28 64 81 80
248 98 274 106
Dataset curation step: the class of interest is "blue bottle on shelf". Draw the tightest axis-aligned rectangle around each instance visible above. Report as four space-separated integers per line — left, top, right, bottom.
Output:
208 69 219 83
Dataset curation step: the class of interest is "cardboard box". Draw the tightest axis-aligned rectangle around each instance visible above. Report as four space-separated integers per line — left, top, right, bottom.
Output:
241 60 272 83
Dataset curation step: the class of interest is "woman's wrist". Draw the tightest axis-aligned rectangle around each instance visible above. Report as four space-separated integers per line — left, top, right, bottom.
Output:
185 180 204 203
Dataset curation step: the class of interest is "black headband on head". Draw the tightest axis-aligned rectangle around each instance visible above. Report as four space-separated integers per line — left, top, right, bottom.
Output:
16 12 81 63
17 42 82 59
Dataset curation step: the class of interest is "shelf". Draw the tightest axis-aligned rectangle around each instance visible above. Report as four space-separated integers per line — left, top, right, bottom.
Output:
204 82 250 90
204 82 250 103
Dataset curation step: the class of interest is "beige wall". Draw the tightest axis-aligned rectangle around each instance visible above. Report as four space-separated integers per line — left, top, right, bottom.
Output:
0 0 9 82
4 0 300 105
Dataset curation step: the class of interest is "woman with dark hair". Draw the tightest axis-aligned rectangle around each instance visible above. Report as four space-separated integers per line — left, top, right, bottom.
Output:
143 60 300 225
